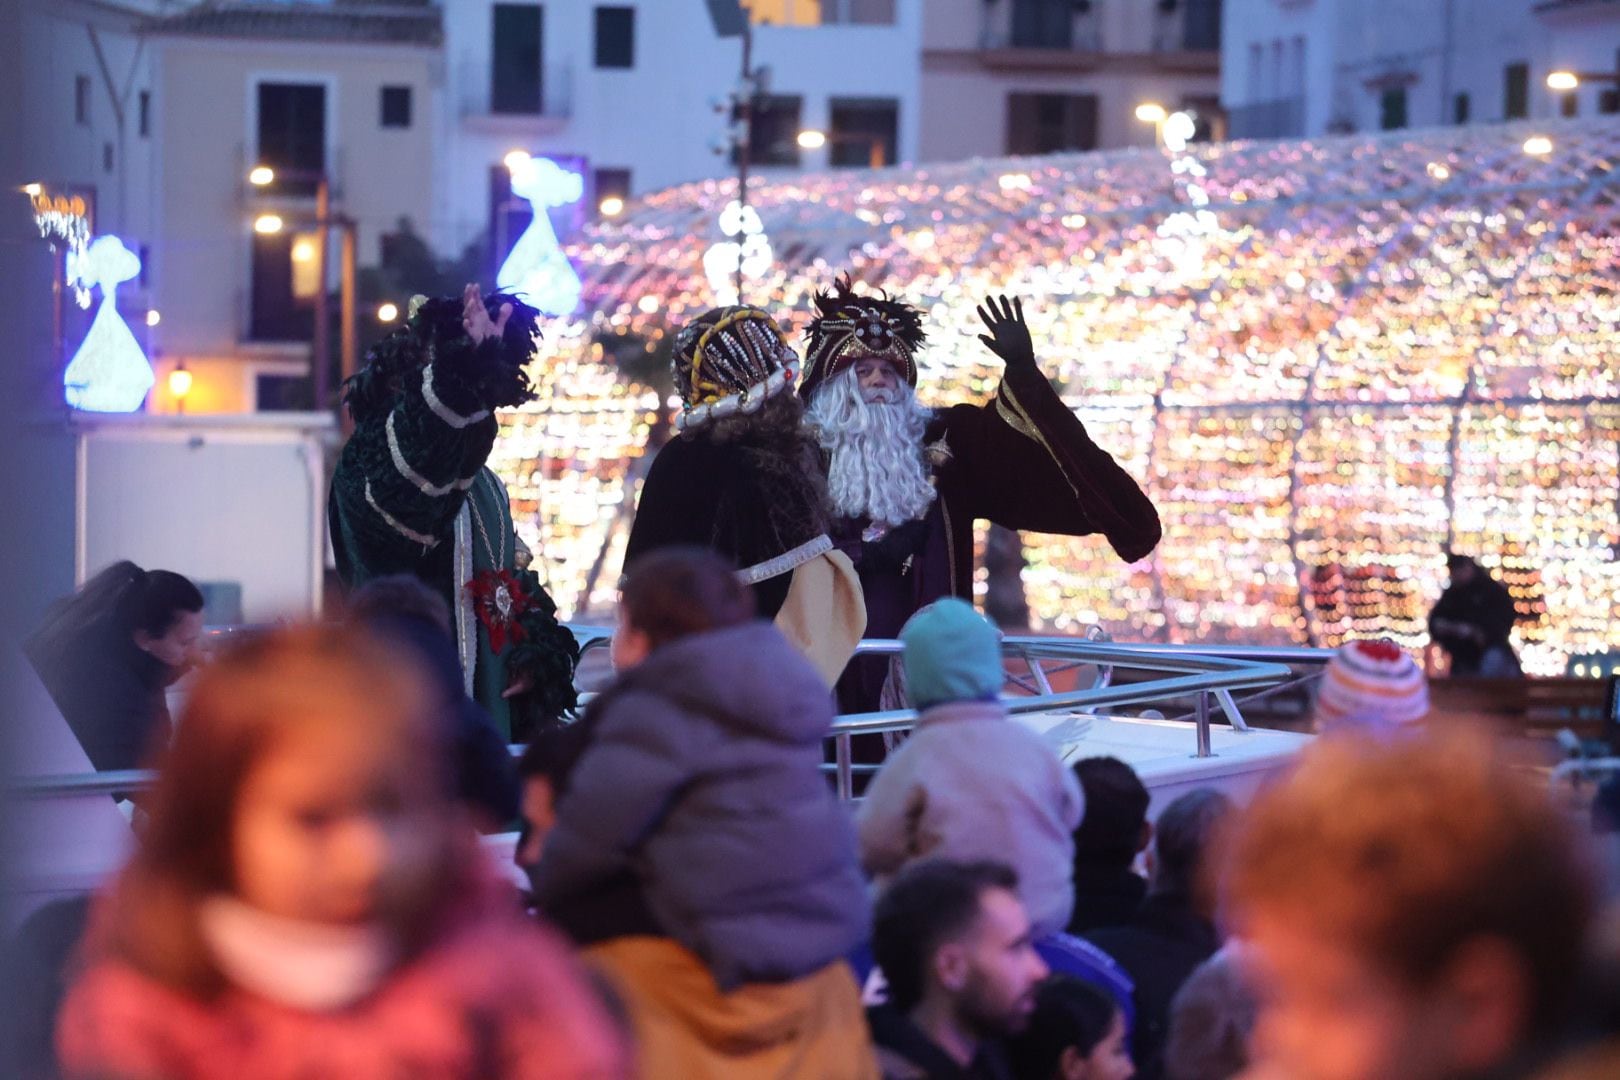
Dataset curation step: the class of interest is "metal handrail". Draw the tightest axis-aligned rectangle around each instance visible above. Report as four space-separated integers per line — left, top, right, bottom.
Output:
14 632 1329 803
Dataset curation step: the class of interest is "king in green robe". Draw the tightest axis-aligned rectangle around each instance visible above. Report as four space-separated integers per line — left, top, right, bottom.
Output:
329 286 578 741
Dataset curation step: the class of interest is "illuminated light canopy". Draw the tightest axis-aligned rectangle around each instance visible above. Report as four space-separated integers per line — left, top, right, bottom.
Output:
63 235 153 413
496 154 584 316
490 120 1620 672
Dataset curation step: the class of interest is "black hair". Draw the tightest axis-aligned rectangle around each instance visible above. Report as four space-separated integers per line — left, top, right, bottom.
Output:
1152 788 1232 898
872 860 1019 1012
1073 756 1151 868
70 560 203 640
516 722 592 797
342 290 541 424
1006 976 1122 1080
347 574 452 636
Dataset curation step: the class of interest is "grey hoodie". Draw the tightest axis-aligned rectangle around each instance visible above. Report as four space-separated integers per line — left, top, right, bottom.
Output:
532 621 870 989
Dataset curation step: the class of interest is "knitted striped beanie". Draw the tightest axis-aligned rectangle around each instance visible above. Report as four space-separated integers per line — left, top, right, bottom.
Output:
1313 639 1429 735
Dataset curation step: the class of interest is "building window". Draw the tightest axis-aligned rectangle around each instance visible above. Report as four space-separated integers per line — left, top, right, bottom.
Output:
746 95 803 166
249 231 313 343
138 91 150 137
819 0 897 24
594 6 634 69
256 82 326 196
593 166 631 204
1006 92 1098 155
76 75 91 125
1183 0 1223 51
103 142 114 172
828 97 898 167
1601 88 1620 115
492 3 544 114
1379 87 1408 131
1454 92 1470 124
1011 0 1072 49
138 244 151 289
1560 91 1578 118
1504 62 1529 120
380 85 412 128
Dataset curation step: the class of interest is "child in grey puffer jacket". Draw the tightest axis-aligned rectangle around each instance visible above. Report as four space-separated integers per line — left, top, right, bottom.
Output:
532 547 870 990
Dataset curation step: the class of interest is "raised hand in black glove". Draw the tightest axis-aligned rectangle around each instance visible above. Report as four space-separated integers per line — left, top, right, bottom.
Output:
976 294 1036 370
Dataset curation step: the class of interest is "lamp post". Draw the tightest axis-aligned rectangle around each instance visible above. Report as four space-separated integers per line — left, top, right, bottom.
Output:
247 165 355 411
796 128 887 168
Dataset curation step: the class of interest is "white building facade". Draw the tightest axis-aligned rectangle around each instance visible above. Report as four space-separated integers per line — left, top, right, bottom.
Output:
1222 0 1620 140
433 0 925 256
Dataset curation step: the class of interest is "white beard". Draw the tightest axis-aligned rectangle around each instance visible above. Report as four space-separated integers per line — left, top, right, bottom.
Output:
805 367 937 528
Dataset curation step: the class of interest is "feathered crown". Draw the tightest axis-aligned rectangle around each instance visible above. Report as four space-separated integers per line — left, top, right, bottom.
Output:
800 273 926 400
671 306 800 431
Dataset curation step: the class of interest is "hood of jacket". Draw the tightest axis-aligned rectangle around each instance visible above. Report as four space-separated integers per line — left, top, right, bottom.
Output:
612 621 833 745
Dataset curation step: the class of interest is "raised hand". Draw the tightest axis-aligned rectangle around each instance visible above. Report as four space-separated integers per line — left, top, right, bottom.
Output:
462 283 513 344
975 294 1035 370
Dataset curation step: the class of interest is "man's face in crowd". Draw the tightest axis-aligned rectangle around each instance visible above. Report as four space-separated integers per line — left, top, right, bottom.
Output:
854 357 903 405
938 886 1048 1036
1245 912 1529 1080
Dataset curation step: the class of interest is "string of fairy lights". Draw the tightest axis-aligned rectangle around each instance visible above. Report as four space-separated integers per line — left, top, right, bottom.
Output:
494 118 1620 675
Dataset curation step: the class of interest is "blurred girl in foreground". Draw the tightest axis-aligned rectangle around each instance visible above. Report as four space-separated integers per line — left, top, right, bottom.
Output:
57 625 626 1080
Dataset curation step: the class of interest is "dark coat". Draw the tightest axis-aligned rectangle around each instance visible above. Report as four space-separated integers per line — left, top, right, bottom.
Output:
362 614 519 826
866 1005 1014 1080
1429 573 1519 675
623 430 830 619
1086 893 1221 1080
532 622 870 990
25 624 171 773
1068 862 1148 935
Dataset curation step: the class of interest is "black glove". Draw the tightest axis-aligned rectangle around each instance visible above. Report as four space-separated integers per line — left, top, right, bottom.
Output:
976 295 1036 371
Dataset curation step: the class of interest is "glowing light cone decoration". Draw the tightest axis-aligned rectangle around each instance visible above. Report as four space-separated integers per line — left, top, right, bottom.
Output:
497 155 584 316
63 235 153 412
493 119 1620 673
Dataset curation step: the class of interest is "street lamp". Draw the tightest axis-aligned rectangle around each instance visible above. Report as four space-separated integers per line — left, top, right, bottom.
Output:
1135 102 1168 124
248 165 276 187
168 360 193 413
796 128 887 167
253 213 284 235
599 195 626 217
1523 135 1554 155
1547 71 1580 91
377 302 399 323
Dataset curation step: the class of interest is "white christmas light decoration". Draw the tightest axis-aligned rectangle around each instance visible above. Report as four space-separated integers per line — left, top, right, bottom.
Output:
496 155 584 316
63 235 153 412
703 199 773 302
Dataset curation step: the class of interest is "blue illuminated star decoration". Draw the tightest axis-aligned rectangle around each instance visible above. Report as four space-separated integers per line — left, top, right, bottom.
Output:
63 235 154 412
496 154 584 316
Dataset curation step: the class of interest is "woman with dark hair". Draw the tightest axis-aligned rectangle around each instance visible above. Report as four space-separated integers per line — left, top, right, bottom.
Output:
25 560 205 772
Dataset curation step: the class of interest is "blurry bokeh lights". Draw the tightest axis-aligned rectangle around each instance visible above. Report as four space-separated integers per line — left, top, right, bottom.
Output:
491 118 1620 675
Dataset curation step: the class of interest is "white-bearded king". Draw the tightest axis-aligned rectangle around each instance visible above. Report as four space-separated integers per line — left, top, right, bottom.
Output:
800 276 1163 712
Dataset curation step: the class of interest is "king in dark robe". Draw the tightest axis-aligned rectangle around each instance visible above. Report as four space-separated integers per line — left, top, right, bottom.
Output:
799 278 1163 712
